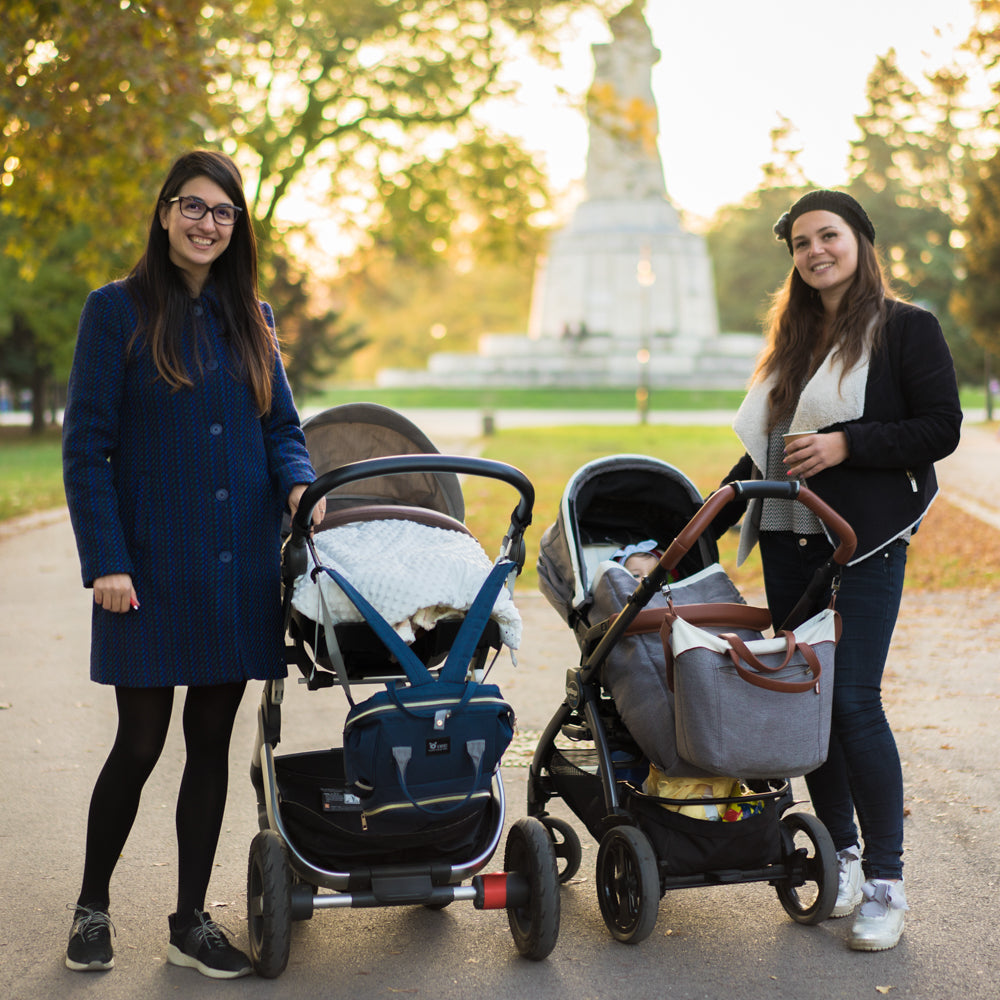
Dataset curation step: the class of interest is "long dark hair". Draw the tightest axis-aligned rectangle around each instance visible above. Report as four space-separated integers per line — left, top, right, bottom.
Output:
127 150 276 415
755 226 894 431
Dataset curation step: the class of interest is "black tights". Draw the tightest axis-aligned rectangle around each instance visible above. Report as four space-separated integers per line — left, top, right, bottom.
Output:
77 682 246 916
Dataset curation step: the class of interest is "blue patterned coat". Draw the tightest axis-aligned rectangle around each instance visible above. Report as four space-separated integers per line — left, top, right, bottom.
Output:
63 280 316 687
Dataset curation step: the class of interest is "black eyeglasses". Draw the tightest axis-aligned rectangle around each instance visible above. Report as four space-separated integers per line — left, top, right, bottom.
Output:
167 195 242 226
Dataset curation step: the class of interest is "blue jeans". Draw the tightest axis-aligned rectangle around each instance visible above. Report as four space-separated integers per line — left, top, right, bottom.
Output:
758 532 907 880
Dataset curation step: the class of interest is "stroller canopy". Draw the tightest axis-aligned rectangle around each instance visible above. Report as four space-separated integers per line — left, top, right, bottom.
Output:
302 403 465 519
537 454 718 626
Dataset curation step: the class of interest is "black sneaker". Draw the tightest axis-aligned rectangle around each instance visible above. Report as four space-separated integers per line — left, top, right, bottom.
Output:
167 910 251 979
65 904 114 971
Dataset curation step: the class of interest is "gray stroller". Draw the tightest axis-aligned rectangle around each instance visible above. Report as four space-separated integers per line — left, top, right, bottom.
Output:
529 453 857 944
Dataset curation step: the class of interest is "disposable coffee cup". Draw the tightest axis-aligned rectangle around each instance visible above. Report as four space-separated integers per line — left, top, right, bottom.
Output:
783 431 817 445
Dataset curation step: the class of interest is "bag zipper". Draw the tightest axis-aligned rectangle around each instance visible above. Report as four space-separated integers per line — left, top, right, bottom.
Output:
346 693 510 727
361 789 490 827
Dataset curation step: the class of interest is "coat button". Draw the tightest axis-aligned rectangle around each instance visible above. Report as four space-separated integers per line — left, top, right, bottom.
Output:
210 423 222 435
219 551 233 563
193 304 204 316
215 488 229 501
206 359 219 371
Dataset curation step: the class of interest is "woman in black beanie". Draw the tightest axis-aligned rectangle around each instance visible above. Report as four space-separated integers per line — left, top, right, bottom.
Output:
713 189 962 950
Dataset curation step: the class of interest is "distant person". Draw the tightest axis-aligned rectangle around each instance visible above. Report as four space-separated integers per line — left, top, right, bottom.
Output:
62 150 325 978
711 190 961 951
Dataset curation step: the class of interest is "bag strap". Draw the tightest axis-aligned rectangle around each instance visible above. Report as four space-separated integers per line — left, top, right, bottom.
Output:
720 632 823 693
438 560 514 686
315 572 358 707
316 564 435 687
659 602 773 693
722 630 799 673
315 558 513 691
390 739 487 816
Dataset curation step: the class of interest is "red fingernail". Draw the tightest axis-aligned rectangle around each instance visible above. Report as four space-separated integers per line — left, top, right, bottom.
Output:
130 597 140 610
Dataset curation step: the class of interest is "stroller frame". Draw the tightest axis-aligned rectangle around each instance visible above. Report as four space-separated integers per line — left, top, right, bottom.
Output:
248 435 560 977
529 475 858 944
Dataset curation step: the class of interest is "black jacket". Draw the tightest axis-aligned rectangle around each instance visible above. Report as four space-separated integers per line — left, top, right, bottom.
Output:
716 300 963 563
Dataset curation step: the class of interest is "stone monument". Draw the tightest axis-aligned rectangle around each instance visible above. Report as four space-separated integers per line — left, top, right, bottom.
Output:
376 0 759 390
529 0 717 350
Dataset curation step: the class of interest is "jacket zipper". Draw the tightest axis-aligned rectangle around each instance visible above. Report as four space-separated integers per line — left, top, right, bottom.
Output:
905 469 917 493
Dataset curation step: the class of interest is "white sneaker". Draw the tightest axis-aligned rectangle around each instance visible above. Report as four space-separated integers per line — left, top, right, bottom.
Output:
849 880 908 951
831 845 863 917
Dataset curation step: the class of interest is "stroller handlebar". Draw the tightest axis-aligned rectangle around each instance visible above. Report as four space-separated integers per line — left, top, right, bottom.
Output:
578 479 857 681
674 480 857 569
727 480 856 564
284 454 535 579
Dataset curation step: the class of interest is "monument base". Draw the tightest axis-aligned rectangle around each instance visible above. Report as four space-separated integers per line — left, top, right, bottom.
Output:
530 198 719 346
375 329 761 390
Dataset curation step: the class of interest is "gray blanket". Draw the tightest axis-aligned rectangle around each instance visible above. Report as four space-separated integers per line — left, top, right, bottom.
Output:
592 563 757 777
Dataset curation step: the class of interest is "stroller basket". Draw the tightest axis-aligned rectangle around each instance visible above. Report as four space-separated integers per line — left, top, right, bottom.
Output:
547 747 784 878
271 749 497 869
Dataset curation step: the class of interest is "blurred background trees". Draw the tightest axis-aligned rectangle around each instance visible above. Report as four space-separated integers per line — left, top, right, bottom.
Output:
2 0 601 428
1 0 213 430
4 0 1000 430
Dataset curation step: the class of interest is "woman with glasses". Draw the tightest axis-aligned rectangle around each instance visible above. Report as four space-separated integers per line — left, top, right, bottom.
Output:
62 150 325 978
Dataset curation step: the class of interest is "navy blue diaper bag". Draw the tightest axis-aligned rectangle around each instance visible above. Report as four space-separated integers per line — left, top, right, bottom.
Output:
315 561 516 832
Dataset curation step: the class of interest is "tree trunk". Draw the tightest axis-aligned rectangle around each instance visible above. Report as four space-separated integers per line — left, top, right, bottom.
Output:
30 364 48 434
986 349 995 423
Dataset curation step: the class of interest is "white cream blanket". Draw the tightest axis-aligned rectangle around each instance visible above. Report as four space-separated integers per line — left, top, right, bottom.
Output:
291 519 522 649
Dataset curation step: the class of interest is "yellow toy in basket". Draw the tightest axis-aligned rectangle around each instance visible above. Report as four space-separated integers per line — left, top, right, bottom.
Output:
643 765 764 822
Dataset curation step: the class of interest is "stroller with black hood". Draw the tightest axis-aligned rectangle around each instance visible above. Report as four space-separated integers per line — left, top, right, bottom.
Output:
247 404 559 977
529 454 857 944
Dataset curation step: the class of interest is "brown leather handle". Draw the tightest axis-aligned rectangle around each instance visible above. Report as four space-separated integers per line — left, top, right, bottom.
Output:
659 605 773 692
720 631 798 673
621 601 772 637
721 633 822 694
653 482 857 581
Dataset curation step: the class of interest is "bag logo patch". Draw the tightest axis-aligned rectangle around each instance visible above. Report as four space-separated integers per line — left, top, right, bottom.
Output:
426 736 451 755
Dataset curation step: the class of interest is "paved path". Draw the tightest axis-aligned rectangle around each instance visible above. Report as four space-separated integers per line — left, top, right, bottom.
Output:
2 412 998 1000
933 422 1000 530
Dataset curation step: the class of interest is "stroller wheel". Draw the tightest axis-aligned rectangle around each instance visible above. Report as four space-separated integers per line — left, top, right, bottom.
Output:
538 815 583 883
595 824 659 944
503 817 560 960
774 812 837 925
247 830 293 978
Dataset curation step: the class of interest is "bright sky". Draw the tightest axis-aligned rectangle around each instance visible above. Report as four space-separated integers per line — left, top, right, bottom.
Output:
484 0 980 223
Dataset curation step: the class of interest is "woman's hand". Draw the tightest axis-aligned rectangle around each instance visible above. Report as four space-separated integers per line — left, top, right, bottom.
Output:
288 483 326 528
93 573 138 613
783 431 849 479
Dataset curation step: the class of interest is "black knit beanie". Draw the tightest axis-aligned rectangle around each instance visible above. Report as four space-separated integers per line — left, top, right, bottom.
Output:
773 189 876 253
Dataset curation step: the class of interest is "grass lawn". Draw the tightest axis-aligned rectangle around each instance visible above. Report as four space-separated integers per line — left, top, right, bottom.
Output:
4 415 998 596
303 385 992 413
468 424 1000 596
302 386 749 412
0 426 65 522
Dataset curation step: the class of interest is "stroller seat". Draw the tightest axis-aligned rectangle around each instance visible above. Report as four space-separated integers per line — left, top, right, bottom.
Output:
287 504 519 687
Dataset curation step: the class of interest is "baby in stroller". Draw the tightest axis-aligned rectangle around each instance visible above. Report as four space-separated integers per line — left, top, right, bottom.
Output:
612 540 662 579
